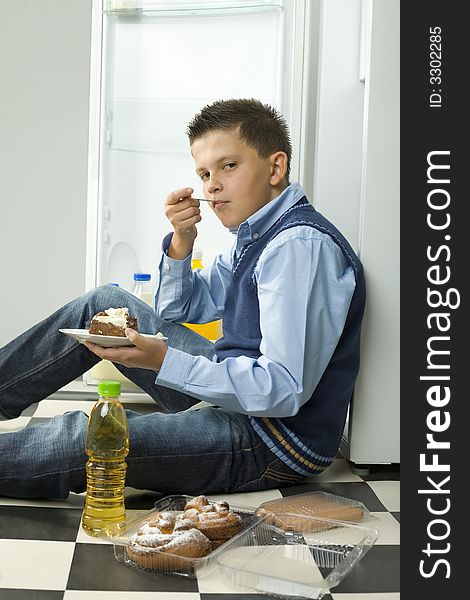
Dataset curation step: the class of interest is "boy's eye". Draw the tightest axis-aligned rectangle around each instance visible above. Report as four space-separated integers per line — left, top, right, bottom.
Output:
223 162 236 170
200 172 209 181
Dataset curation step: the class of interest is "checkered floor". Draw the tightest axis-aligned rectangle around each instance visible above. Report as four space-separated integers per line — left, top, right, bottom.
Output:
0 395 400 600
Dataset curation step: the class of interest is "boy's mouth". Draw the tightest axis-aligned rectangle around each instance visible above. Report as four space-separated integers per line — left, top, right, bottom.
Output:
212 200 227 209
194 197 227 208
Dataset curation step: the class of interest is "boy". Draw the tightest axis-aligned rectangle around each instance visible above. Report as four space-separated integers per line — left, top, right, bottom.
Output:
0 99 365 499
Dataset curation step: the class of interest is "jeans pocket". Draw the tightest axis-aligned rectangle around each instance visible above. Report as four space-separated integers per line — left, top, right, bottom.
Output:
261 458 305 486
234 458 304 493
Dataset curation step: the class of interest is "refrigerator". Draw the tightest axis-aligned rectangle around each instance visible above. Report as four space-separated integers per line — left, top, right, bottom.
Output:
84 0 399 465
86 0 320 292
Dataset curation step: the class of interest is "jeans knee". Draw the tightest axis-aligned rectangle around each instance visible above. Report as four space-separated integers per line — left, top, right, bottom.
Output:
83 285 134 309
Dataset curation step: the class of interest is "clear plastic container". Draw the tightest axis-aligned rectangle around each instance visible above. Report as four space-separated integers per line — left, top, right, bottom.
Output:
107 494 264 578
215 514 379 599
105 491 379 597
255 491 371 532
211 491 379 598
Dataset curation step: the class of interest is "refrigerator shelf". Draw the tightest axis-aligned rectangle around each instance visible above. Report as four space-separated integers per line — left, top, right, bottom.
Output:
104 0 284 17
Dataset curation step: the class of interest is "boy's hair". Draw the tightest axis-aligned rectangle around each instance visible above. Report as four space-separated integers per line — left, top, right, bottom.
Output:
187 98 292 181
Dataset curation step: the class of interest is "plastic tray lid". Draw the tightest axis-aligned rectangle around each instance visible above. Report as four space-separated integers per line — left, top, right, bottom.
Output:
215 513 379 600
255 491 369 533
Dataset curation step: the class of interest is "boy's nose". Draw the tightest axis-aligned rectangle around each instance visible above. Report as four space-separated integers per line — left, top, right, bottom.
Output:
207 176 222 194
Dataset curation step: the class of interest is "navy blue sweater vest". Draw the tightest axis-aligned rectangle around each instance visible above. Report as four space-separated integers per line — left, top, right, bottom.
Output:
214 198 366 475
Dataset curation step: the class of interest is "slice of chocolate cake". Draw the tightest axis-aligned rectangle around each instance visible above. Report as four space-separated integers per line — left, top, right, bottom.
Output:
88 307 137 337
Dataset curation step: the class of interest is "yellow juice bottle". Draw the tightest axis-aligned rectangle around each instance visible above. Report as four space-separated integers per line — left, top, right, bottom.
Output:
82 380 129 537
184 249 222 341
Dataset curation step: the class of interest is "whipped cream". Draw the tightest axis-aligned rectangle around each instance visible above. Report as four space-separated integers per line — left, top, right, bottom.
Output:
93 307 130 327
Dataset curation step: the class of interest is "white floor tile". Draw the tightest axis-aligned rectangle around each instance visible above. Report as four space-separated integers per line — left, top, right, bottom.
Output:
368 512 400 545
0 416 31 434
33 399 96 418
207 488 282 509
366 481 400 511
0 539 75 589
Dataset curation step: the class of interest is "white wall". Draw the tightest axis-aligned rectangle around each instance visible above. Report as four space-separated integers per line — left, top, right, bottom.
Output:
0 0 92 347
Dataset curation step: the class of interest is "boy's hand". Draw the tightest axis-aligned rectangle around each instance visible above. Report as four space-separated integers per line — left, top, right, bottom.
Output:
84 329 168 371
165 187 201 259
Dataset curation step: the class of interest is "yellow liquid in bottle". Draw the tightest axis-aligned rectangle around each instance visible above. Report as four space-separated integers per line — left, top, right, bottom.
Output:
82 396 129 537
183 257 223 341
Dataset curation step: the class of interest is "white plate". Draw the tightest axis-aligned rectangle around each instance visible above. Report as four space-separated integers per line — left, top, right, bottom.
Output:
59 328 168 348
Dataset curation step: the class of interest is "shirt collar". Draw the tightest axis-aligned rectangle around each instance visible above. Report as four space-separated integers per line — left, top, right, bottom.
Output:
232 182 307 250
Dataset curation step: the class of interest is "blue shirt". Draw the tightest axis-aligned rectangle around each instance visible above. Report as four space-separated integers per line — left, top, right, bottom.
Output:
154 182 356 418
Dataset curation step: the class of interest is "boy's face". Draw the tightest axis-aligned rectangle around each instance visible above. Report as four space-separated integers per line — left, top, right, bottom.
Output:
191 128 286 230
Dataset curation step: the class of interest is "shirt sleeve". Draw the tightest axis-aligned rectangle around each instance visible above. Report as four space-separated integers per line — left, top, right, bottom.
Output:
156 226 356 418
154 233 233 323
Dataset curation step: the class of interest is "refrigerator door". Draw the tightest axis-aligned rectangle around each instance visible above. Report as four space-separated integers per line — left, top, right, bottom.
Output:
88 0 306 293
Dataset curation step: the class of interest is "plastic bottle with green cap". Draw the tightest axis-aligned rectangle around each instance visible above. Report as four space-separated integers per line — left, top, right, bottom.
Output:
82 380 129 537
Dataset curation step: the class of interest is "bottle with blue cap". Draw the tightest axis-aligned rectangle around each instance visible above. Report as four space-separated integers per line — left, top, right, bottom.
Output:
82 380 129 537
132 273 153 306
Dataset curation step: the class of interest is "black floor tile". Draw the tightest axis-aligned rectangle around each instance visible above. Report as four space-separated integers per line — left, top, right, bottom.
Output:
124 489 165 510
332 544 400 593
67 543 198 592
392 511 400 522
279 481 388 512
0 506 82 541
360 463 400 481
0 592 63 600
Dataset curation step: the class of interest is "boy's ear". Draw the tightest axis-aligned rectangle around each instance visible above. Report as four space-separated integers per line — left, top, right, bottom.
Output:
269 151 288 185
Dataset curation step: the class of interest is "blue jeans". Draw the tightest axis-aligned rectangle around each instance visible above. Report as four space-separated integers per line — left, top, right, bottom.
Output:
0 286 303 498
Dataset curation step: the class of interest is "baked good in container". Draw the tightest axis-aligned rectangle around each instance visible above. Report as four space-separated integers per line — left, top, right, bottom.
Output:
127 524 211 572
255 491 365 532
126 495 244 572
181 496 243 545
